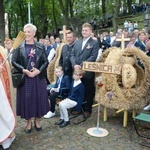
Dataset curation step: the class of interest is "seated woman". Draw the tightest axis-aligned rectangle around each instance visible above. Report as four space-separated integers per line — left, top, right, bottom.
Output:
44 66 71 118
55 68 85 128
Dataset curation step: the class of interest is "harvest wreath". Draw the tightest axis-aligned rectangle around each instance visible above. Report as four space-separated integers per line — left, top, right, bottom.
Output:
95 47 150 110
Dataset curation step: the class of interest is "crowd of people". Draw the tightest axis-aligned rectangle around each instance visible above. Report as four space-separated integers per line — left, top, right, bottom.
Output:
131 2 149 14
92 28 150 57
122 2 149 16
0 21 150 149
123 20 138 33
90 2 150 31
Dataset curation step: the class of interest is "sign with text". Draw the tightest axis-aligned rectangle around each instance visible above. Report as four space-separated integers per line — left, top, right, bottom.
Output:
82 62 122 75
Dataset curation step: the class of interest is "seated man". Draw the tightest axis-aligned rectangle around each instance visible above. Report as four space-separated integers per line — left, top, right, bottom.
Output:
44 66 70 118
55 68 85 128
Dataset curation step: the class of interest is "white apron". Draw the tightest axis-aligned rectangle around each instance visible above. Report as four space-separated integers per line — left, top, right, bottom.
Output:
0 79 15 142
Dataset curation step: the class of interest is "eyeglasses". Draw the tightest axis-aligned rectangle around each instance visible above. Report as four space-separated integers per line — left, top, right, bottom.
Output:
73 73 80 76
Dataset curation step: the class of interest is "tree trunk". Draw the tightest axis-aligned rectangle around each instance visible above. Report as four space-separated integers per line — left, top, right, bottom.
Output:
8 13 12 39
58 0 69 26
13 13 19 37
52 0 58 34
127 0 132 14
102 0 106 21
113 0 121 34
69 0 73 18
0 0 5 46
19 0 25 27
39 0 48 38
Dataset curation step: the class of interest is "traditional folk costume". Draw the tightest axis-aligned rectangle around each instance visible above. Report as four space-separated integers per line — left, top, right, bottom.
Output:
59 42 76 79
0 46 16 149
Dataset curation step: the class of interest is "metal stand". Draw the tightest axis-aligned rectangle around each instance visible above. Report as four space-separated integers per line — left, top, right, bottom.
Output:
87 87 109 137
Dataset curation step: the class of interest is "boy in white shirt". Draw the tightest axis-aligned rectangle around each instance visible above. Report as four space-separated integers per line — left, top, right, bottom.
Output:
55 68 85 128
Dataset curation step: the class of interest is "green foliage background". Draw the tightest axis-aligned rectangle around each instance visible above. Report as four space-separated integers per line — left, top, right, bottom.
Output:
2 0 148 39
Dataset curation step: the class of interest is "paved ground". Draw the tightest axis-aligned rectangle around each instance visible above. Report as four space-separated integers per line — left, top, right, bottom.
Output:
1 106 150 150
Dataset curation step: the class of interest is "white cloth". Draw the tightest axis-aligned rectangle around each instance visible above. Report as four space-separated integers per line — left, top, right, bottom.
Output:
0 79 15 143
59 98 77 121
124 21 128 28
134 23 138 28
96 48 103 61
82 37 90 50
0 136 16 149
110 36 116 46
73 79 81 87
47 48 56 62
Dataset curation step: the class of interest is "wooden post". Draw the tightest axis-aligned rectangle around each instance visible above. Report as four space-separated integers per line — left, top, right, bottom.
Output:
59 25 70 42
103 107 108 121
115 109 124 114
132 109 136 118
113 109 117 116
116 32 130 51
123 110 128 127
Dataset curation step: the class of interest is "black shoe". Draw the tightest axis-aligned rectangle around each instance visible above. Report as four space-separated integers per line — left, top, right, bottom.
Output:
84 112 91 118
59 121 70 128
25 128 32 134
55 119 64 125
34 121 42 131
35 125 42 131
25 122 32 134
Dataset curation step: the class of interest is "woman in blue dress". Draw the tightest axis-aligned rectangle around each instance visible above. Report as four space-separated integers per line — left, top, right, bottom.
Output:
12 24 49 133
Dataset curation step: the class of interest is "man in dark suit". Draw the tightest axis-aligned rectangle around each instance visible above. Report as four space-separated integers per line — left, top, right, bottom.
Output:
44 66 70 118
59 31 76 80
70 23 99 117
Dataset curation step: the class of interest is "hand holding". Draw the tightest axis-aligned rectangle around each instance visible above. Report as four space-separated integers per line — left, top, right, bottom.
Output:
74 65 81 70
23 69 32 77
31 68 40 77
